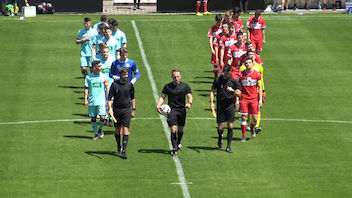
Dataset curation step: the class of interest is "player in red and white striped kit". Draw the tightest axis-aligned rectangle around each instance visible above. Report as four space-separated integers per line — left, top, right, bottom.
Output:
246 9 266 54
229 7 243 33
238 57 262 143
208 14 223 78
226 32 246 80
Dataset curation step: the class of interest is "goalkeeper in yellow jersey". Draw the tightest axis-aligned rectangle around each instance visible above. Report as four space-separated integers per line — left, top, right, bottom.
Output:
239 50 265 133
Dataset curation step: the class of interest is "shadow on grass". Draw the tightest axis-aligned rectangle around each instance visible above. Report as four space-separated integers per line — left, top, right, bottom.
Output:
58 85 83 89
72 113 88 118
138 149 170 155
187 146 219 153
74 90 84 94
75 102 85 106
189 80 213 84
74 76 85 79
85 151 120 159
63 135 92 140
211 136 252 141
194 76 214 80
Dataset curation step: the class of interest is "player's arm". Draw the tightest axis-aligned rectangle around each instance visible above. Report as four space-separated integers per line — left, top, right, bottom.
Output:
262 29 266 44
76 33 89 44
210 89 215 109
247 28 251 42
107 85 115 115
185 93 193 109
156 94 167 113
91 44 96 60
258 81 263 108
209 37 215 55
84 87 88 107
131 63 140 84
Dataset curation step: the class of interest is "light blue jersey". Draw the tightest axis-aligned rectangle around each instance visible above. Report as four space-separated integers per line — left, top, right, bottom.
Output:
93 21 109 31
112 29 127 49
96 54 115 85
85 72 110 106
102 37 119 60
77 28 98 57
93 34 105 57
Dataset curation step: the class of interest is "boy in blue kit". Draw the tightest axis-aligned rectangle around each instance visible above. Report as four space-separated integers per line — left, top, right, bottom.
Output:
84 60 110 140
76 17 98 77
109 48 140 85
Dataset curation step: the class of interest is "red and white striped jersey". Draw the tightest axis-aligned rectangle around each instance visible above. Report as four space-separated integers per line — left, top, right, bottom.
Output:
246 16 266 41
239 70 261 100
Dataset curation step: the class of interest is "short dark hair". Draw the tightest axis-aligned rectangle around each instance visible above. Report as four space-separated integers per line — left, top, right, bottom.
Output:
112 20 119 27
171 69 181 75
92 60 101 67
108 18 116 26
237 32 243 38
255 9 261 16
120 47 128 55
84 17 91 22
228 22 234 29
100 15 107 22
119 67 128 76
223 64 232 72
215 14 222 22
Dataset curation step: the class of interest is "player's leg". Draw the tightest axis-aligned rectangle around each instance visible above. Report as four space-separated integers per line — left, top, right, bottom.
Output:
217 122 225 149
239 100 249 142
304 0 309 9
255 111 261 133
203 0 211 15
114 110 122 153
80 56 89 77
226 122 233 153
255 40 263 55
322 0 327 10
285 0 290 10
121 126 130 159
332 0 336 10
97 104 106 138
248 100 259 138
167 109 179 155
176 109 187 151
88 106 99 140
195 0 203 16
293 0 298 10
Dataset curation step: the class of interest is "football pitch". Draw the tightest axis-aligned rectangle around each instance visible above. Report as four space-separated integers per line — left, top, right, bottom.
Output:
0 13 352 197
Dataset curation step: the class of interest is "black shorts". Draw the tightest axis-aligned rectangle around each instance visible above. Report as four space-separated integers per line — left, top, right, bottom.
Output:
216 103 235 123
114 108 131 128
167 108 186 127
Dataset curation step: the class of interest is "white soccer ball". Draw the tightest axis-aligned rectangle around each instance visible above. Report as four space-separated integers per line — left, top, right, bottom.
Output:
160 104 171 115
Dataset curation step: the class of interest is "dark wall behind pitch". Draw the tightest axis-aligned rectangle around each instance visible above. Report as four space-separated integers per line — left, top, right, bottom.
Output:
157 0 265 12
14 0 102 12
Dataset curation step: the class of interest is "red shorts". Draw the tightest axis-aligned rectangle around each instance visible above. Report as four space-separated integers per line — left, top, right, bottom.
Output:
251 39 263 52
239 99 259 116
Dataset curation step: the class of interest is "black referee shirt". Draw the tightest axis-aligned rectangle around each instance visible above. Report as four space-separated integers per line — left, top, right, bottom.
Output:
212 76 240 105
162 82 192 109
108 80 135 109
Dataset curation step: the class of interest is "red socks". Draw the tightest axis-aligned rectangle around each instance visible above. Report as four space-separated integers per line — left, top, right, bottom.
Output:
203 2 208 12
196 1 201 13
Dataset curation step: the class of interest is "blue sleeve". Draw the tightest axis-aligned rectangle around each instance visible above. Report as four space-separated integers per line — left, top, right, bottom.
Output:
109 61 116 78
132 61 140 80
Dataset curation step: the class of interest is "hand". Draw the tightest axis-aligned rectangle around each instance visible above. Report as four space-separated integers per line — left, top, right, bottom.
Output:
262 91 266 103
211 49 216 55
210 102 215 110
185 103 192 109
84 100 88 107
26 3 30 6
131 110 135 117
84 37 90 41
226 86 234 93
235 100 239 111
156 105 162 114
108 109 114 116
262 39 266 45
259 100 263 108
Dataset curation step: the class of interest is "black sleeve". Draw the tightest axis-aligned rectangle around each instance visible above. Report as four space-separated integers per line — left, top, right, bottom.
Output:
185 83 192 94
130 83 135 100
108 83 115 101
162 84 168 95
232 79 241 90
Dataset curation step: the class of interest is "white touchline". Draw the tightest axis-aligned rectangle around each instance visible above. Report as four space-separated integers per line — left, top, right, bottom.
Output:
131 20 191 198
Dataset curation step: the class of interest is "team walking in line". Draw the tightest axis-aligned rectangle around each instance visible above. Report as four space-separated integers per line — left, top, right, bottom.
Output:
76 9 266 158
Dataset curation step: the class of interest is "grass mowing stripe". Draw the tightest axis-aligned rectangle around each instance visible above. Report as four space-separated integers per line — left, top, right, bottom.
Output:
1 117 352 125
131 20 191 198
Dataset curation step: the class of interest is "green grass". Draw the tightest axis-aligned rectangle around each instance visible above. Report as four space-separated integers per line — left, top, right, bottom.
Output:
0 13 352 197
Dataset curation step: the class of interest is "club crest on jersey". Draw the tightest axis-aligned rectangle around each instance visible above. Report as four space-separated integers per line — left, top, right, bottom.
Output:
126 63 130 68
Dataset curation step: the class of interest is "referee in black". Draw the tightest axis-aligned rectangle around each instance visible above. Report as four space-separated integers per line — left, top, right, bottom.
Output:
108 67 136 159
210 64 241 153
156 69 193 156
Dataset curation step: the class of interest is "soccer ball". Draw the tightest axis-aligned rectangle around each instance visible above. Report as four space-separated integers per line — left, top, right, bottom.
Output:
160 104 171 115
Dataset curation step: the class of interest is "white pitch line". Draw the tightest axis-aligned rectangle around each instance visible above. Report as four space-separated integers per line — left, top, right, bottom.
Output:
131 20 191 198
1 117 352 125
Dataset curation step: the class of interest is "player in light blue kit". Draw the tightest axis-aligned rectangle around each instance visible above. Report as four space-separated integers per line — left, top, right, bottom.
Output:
109 47 140 85
76 17 98 77
93 15 109 31
112 20 127 50
92 23 108 60
84 60 110 140
96 46 115 126
102 26 120 60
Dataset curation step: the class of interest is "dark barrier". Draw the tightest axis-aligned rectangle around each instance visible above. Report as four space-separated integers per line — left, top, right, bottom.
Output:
7 0 102 12
157 0 265 12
